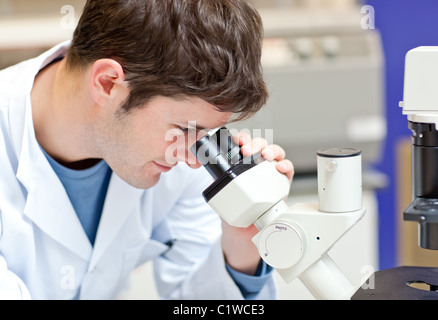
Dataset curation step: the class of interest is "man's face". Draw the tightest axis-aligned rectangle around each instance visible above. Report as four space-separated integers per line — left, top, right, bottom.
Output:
96 96 232 189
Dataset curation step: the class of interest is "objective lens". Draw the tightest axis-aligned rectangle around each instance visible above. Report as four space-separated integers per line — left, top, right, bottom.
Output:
405 122 438 250
190 127 243 180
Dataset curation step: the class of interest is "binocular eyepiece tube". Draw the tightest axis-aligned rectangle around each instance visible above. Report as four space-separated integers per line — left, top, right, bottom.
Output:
190 127 244 180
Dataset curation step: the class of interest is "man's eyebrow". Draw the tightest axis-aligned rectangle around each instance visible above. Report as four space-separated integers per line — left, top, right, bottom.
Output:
186 120 229 132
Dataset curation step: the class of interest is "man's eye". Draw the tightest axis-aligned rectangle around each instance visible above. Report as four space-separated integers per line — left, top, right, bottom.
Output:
178 126 189 133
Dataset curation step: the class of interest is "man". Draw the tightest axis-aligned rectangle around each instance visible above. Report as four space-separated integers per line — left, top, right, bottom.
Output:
0 0 293 299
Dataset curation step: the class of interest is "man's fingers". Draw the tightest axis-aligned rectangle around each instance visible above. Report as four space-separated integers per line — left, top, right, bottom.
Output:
233 131 251 146
240 137 268 157
276 159 294 183
233 131 294 184
261 144 286 161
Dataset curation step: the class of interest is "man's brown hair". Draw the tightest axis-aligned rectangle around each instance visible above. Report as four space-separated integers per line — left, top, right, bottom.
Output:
66 0 268 120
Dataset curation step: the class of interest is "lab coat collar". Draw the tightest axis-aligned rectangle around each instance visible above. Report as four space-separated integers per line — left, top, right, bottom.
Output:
17 94 93 261
9 41 71 161
13 41 94 259
89 173 144 269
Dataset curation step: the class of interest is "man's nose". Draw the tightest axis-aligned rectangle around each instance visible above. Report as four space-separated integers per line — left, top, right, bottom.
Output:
175 148 202 169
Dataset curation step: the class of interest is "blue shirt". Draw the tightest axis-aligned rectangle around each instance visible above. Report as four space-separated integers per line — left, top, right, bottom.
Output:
42 149 112 246
42 149 272 298
226 260 273 300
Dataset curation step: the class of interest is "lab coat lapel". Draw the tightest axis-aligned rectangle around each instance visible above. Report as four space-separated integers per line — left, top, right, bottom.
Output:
89 173 144 268
16 96 92 261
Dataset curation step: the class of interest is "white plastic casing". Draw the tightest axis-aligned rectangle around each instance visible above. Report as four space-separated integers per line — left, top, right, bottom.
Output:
206 161 291 228
317 149 362 213
401 46 438 125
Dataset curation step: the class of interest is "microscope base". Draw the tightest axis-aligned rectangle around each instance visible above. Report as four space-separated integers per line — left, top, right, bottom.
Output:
351 266 438 300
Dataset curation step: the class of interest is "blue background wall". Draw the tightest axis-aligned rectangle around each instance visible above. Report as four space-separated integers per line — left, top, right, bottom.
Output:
366 0 438 269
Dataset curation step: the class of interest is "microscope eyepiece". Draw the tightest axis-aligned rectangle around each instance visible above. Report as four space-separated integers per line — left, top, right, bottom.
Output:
190 127 265 202
190 127 244 180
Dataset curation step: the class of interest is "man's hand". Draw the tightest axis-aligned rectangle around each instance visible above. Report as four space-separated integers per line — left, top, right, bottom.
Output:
221 132 294 275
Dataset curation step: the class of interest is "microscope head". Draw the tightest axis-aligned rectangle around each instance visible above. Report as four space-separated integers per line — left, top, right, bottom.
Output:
190 127 290 228
401 47 438 250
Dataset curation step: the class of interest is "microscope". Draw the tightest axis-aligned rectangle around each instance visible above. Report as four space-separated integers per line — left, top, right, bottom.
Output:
191 127 366 300
353 47 438 300
192 48 438 300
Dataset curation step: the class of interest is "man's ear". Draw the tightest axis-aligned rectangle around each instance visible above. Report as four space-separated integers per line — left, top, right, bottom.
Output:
89 59 127 106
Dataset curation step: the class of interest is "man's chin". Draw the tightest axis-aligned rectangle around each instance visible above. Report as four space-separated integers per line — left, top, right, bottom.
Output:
120 170 162 190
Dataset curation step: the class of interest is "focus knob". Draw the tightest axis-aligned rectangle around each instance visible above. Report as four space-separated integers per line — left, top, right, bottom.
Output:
257 223 304 269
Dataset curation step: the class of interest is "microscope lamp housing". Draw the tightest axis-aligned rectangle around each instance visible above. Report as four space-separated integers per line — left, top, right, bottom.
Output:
402 46 438 126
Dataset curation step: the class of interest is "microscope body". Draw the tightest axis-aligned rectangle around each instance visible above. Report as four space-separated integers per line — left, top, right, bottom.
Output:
191 130 365 300
400 46 438 250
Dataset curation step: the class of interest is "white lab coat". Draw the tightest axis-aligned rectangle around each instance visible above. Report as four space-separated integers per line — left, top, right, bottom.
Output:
0 43 276 300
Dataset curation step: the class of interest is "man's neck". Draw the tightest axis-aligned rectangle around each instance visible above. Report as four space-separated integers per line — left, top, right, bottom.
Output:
31 58 101 170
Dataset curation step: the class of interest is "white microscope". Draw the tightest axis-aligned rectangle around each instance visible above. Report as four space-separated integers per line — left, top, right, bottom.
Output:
191 128 366 300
